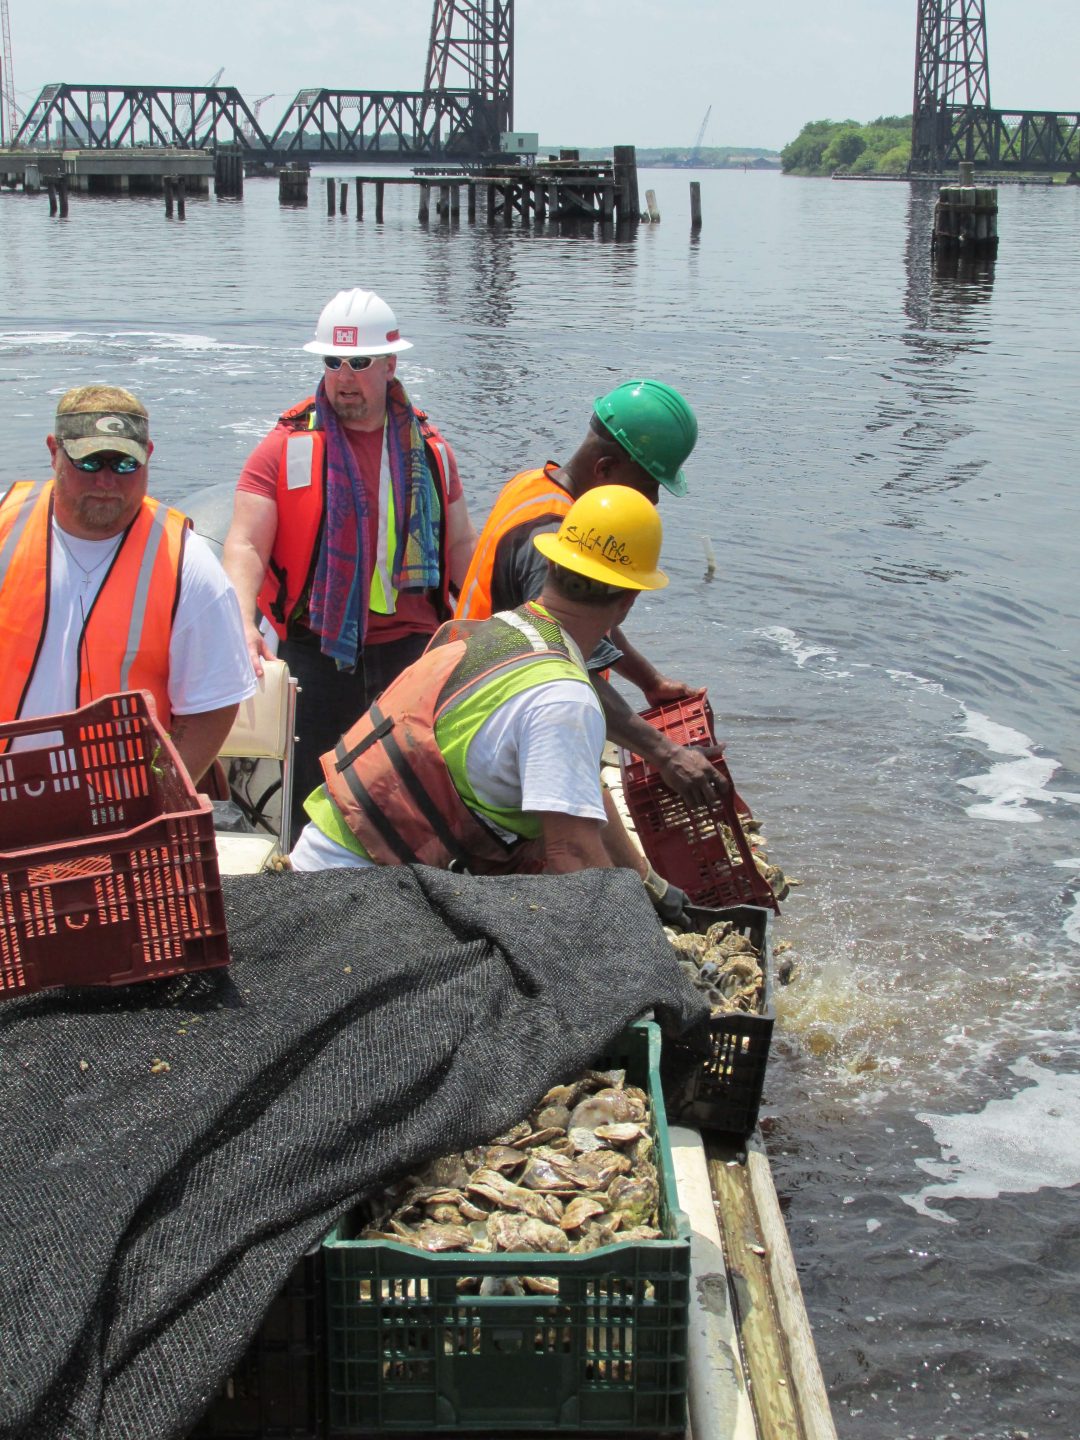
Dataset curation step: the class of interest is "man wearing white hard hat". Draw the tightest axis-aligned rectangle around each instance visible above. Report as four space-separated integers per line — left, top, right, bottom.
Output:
224 289 478 843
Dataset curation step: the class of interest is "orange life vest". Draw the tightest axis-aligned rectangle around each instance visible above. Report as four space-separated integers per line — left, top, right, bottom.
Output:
321 606 581 874
257 395 455 640
454 464 572 620
0 480 189 741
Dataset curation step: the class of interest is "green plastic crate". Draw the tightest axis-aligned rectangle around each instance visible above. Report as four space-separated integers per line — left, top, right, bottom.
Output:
324 1021 690 1435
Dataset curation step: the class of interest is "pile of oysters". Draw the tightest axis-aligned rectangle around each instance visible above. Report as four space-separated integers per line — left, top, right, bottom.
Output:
667 916 765 1017
358 1067 663 1265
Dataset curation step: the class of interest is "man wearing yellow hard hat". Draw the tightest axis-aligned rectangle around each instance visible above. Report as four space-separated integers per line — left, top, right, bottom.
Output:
457 380 725 811
289 485 687 921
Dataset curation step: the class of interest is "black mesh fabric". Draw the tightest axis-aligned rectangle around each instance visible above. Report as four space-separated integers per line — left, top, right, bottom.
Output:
0 863 707 1440
430 604 573 702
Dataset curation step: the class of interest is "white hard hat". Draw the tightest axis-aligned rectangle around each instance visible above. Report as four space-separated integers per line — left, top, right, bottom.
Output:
302 288 413 357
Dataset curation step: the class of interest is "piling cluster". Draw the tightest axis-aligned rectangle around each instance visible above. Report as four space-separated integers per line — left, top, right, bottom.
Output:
932 162 999 255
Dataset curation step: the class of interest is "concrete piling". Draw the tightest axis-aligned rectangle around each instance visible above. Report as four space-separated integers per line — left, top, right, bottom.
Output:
645 188 660 223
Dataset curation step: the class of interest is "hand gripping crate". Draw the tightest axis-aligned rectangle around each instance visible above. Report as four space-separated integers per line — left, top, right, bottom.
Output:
619 695 779 914
0 691 229 997
190 1248 325 1439
323 1022 690 1436
661 905 775 1138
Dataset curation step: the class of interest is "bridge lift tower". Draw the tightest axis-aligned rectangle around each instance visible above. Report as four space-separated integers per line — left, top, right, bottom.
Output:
911 0 991 171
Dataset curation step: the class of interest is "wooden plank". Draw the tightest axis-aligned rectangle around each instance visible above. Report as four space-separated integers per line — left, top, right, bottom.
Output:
746 1138 838 1440
707 1142 803 1440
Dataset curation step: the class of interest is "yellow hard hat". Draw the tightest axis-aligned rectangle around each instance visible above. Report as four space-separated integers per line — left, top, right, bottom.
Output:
533 485 669 592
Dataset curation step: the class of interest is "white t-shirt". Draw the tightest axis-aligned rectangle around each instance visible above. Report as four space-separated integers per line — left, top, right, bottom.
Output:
290 676 607 871
12 520 254 747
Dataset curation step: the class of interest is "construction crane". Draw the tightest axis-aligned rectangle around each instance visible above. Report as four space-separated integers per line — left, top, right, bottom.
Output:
242 93 274 145
1 0 17 147
205 67 225 89
688 104 712 167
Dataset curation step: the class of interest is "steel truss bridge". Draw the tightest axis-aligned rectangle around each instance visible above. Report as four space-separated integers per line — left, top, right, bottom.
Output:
912 0 1080 173
11 0 513 163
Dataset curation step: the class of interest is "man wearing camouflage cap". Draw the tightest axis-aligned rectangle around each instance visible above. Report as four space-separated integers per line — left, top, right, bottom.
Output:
0 385 254 782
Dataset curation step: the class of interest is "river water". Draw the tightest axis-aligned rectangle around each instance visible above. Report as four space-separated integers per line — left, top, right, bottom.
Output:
2 166 1078 1439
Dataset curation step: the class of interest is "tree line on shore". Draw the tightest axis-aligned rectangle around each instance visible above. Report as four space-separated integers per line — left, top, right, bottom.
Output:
781 116 911 176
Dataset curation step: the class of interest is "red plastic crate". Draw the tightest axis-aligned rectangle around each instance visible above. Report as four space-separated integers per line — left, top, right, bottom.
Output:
620 696 779 913
632 693 753 820
0 691 229 998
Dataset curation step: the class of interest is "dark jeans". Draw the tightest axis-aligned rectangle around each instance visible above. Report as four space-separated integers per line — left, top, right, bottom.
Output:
279 630 432 848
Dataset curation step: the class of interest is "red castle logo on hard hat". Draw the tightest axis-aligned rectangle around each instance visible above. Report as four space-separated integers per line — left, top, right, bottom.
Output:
333 326 359 347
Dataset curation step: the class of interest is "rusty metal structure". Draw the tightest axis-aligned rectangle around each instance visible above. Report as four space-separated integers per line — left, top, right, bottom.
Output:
911 0 1080 173
13 84 272 151
13 0 515 162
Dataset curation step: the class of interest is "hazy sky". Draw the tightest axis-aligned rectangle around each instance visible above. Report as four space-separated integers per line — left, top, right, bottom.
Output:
7 0 1079 152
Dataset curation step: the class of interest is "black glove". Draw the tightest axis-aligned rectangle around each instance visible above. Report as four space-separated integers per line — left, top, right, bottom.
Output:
643 864 691 929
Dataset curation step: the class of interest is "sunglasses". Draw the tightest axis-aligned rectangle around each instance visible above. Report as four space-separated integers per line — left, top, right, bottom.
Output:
63 449 142 475
323 354 378 372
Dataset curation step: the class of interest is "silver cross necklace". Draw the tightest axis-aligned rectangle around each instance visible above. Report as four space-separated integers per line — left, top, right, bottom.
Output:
53 524 123 601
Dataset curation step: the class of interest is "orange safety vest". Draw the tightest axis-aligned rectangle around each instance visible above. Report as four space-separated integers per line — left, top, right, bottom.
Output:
257 395 455 640
0 480 189 740
321 608 578 874
455 463 572 621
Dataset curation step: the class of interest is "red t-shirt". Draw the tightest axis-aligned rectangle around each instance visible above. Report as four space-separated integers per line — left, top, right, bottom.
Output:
238 420 463 645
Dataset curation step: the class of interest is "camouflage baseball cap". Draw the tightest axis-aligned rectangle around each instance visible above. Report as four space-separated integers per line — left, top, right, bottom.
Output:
54 386 149 466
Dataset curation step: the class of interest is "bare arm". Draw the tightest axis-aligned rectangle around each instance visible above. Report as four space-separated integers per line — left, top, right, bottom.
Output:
593 674 729 809
608 625 699 706
446 492 479 594
222 491 279 676
170 704 241 787
539 810 613 874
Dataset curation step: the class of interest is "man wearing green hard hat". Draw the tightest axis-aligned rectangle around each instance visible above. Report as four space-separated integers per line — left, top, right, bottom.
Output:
456 379 723 810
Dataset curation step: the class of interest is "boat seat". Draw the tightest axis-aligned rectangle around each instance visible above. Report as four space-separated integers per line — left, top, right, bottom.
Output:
214 658 298 876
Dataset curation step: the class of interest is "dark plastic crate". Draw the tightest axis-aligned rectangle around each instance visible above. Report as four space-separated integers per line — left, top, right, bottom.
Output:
0 691 229 997
324 1021 690 1435
619 697 778 913
190 1249 325 1439
662 905 775 1138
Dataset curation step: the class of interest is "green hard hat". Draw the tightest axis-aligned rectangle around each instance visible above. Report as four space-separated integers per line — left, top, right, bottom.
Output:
593 379 698 497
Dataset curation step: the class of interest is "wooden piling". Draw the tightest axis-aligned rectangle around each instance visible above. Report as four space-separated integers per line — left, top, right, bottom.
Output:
326 178 335 216
450 184 460 220
486 182 496 225
214 146 243 199
57 175 69 218
46 182 57 216
690 180 702 230
355 178 363 219
278 167 308 205
375 180 385 222
176 178 186 219
932 166 998 255
339 181 347 216
613 145 640 225
418 182 430 222
645 188 660 223
164 177 174 217
438 183 449 219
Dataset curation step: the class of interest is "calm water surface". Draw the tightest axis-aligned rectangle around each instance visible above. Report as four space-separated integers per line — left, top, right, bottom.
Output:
2 167 1078 1439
